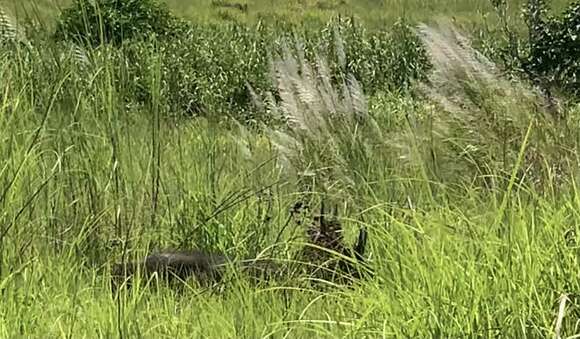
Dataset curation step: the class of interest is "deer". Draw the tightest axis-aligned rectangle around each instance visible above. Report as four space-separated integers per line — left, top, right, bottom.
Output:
111 201 371 293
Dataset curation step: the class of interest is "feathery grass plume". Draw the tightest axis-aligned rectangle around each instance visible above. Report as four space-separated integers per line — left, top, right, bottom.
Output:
400 19 569 187
0 7 29 47
70 43 90 68
252 39 382 197
0 7 17 42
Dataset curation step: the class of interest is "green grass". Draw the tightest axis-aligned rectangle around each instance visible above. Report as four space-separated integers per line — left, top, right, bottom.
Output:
2 0 580 338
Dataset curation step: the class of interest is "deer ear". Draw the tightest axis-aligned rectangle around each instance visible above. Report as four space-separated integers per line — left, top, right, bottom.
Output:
319 200 327 233
354 226 368 260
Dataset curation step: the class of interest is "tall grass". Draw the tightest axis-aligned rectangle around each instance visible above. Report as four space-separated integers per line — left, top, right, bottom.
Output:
1 4 580 339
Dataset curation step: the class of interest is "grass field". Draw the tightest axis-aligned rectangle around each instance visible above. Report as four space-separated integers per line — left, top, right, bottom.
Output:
1 0 575 27
1 0 580 338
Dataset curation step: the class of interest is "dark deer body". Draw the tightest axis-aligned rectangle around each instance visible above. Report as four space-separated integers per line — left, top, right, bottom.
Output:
111 249 283 293
111 250 228 292
300 202 372 283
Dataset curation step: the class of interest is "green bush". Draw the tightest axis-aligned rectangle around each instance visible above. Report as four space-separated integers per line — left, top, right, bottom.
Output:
55 0 185 45
485 0 580 97
119 23 274 121
522 1 580 95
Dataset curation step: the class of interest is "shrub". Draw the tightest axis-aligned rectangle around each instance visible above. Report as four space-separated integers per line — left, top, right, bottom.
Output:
485 0 580 97
120 23 274 120
55 0 185 46
521 1 580 95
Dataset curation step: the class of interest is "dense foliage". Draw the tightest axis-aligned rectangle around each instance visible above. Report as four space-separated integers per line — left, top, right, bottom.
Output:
55 0 186 45
522 1 580 95
488 0 580 97
50 0 430 120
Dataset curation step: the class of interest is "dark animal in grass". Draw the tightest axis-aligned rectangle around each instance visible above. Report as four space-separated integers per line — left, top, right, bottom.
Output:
111 249 281 293
299 203 372 284
111 203 370 292
111 250 226 292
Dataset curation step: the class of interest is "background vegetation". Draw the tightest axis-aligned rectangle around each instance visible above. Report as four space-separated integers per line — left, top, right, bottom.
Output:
1 0 580 338
1 0 575 27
